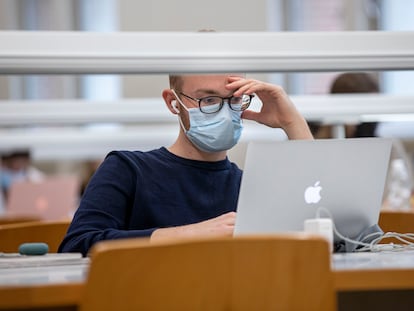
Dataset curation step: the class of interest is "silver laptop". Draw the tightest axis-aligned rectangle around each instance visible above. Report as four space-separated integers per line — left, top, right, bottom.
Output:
234 138 392 247
6 175 80 221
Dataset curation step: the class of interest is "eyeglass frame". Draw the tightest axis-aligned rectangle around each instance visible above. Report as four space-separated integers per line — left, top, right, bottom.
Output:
176 91 254 114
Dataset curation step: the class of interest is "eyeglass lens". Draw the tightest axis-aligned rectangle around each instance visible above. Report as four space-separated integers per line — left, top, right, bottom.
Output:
200 95 251 113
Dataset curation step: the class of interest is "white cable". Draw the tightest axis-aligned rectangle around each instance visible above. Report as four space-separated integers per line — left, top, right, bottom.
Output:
315 207 414 252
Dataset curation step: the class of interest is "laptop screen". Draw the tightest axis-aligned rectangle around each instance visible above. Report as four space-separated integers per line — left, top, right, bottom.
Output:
6 175 80 221
234 138 392 249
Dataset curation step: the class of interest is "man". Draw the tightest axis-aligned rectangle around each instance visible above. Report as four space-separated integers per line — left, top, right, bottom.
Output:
59 75 313 256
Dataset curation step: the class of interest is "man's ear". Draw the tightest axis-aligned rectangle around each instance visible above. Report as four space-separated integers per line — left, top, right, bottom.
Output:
171 100 180 113
162 89 179 114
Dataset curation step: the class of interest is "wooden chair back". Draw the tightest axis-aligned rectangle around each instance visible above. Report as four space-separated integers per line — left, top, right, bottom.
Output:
81 234 336 311
379 210 414 244
379 210 414 233
0 220 70 253
0 215 41 226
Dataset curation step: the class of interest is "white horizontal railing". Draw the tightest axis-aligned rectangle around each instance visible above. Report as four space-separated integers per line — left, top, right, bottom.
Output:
0 98 174 126
0 94 413 161
0 124 286 161
0 31 414 73
1 30 414 160
1 94 414 126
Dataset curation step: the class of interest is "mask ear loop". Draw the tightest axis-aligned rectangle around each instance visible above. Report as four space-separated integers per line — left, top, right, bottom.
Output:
171 89 190 133
171 101 180 113
171 89 190 112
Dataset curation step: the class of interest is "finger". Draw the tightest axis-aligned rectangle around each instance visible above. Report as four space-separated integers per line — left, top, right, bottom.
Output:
225 78 247 91
241 110 261 122
226 77 254 90
237 81 273 97
234 83 258 96
230 81 260 96
227 76 243 82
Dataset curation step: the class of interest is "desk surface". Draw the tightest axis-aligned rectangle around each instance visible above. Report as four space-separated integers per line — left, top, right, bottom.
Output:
0 254 87 309
1 250 414 309
333 249 414 291
333 249 414 270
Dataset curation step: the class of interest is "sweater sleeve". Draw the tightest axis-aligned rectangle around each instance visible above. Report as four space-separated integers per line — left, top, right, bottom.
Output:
58 152 156 256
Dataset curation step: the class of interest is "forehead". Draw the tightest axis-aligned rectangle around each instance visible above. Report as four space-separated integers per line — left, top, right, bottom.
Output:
180 74 244 92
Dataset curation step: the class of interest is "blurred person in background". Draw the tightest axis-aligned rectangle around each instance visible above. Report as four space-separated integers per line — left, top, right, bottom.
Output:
308 72 413 210
308 72 379 139
0 149 45 204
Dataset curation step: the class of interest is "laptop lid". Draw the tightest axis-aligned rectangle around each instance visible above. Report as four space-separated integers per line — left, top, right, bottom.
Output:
6 175 80 221
234 138 392 244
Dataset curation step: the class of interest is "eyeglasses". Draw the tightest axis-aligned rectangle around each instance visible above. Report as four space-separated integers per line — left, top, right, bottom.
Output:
178 92 254 114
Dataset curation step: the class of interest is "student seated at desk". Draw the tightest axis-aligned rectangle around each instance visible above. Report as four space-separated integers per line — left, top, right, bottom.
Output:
308 72 379 139
0 149 45 208
307 72 413 210
59 74 313 256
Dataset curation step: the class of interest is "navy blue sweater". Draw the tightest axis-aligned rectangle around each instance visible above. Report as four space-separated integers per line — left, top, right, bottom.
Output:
58 147 242 256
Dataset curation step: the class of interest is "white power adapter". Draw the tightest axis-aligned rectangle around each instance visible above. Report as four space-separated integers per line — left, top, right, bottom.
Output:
304 218 334 253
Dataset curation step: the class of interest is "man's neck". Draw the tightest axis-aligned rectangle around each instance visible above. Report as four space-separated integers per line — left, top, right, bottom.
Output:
168 139 227 162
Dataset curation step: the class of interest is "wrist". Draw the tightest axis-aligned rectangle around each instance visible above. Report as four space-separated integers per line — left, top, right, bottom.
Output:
150 224 193 243
284 115 314 140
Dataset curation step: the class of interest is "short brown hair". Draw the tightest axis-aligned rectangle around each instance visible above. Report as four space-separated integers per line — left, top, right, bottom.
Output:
169 75 183 91
330 72 379 94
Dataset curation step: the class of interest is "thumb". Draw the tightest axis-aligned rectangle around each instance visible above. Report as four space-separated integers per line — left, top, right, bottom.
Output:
241 110 260 122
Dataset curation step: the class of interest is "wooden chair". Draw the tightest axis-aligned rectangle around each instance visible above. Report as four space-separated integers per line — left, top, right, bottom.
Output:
379 210 414 244
379 210 414 233
0 220 70 253
80 234 336 311
0 215 41 225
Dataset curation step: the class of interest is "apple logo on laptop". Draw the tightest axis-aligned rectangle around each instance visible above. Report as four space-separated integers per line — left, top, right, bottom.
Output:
304 181 322 204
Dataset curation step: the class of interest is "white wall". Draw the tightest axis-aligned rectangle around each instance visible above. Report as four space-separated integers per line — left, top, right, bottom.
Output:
118 0 270 98
118 0 268 31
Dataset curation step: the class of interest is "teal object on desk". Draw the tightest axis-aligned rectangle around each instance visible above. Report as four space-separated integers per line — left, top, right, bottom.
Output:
18 243 49 255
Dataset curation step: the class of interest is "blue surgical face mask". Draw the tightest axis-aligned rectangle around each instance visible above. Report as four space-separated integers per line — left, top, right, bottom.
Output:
172 91 243 152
